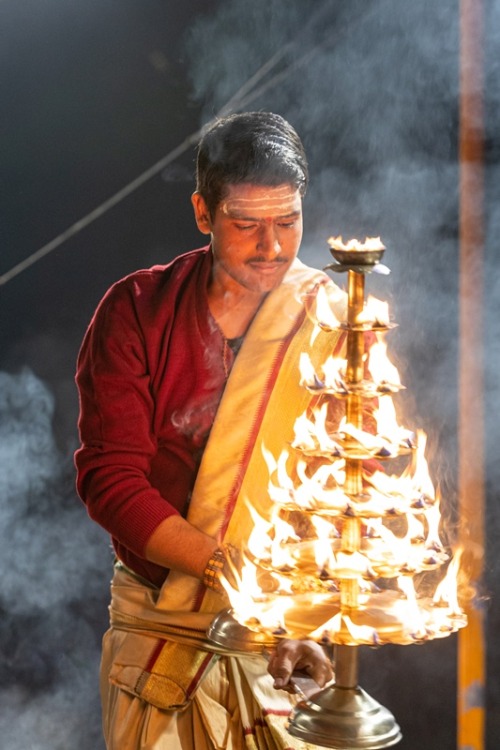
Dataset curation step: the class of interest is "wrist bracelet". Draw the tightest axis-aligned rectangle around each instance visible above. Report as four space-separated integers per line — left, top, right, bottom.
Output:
203 546 229 591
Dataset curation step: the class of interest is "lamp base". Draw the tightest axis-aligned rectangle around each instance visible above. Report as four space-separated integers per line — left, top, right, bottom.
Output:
287 683 402 749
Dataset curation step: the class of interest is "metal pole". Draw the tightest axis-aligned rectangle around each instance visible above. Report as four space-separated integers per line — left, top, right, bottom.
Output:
338 269 366 662
458 1 486 747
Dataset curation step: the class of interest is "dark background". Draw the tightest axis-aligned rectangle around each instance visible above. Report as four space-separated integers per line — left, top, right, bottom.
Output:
1 1 499 748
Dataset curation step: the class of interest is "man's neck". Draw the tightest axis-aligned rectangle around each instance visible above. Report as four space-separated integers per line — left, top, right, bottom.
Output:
207 280 267 339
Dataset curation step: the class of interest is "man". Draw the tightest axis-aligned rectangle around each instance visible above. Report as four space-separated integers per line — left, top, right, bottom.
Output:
75 112 342 749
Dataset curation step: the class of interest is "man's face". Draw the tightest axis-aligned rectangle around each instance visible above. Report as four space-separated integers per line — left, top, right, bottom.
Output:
192 183 303 295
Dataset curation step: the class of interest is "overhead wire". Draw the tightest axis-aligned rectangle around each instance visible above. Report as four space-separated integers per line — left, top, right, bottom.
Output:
0 54 288 287
1 1 341 287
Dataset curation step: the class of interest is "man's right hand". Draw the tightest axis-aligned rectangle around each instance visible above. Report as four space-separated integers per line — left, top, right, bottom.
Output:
267 639 334 692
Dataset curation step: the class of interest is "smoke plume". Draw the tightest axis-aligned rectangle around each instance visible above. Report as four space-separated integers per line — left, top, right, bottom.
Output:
184 0 499 746
3 1 499 747
0 369 109 749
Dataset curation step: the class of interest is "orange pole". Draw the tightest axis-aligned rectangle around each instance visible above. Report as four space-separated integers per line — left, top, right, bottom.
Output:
458 1 486 748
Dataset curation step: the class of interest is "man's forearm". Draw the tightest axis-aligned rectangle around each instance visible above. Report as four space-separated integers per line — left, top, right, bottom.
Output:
144 514 218 579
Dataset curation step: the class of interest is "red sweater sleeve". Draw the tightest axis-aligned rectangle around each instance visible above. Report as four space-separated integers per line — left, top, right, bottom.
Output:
75 276 181 560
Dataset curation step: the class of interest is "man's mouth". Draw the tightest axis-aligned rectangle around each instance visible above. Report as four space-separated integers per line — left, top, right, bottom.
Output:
247 259 288 273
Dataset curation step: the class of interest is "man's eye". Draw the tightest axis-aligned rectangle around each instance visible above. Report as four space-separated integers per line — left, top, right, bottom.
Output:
278 221 296 229
235 223 256 231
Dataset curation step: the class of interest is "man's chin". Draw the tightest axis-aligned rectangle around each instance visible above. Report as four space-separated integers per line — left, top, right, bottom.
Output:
247 264 290 292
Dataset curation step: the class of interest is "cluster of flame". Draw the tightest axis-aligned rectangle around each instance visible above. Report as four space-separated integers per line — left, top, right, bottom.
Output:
221 246 467 649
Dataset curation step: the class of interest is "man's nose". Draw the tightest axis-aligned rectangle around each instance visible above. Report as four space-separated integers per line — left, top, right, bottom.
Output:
256 223 281 254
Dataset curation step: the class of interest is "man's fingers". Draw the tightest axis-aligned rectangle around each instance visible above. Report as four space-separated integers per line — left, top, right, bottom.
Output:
267 639 334 690
299 656 334 687
267 650 294 688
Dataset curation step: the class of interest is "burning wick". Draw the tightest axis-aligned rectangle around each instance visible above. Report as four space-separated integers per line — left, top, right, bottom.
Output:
327 236 386 252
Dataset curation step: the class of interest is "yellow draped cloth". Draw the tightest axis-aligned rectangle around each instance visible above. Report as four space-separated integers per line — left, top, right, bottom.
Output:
100 259 346 750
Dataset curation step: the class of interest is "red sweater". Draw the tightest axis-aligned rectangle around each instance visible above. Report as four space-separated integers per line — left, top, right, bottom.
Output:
75 246 233 587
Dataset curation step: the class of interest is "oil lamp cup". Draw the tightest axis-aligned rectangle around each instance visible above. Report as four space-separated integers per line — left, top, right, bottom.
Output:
325 238 388 275
328 247 386 268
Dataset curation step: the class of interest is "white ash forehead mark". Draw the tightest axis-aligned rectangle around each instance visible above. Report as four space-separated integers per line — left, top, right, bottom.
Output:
221 194 301 215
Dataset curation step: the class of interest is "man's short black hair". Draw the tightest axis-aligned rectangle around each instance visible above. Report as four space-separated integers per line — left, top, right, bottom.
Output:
195 111 308 217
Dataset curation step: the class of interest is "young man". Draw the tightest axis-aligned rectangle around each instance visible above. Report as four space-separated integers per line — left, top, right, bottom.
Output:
75 112 340 749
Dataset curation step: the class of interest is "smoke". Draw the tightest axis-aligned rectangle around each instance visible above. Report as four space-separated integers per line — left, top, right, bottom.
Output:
184 0 463 428
183 0 500 746
3 2 498 748
183 0 500 483
0 369 109 750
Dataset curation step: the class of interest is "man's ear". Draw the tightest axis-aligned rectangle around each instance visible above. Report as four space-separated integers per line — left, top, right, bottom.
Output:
191 192 212 235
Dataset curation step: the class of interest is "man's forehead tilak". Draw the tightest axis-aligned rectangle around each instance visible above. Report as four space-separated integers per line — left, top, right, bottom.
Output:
220 187 302 218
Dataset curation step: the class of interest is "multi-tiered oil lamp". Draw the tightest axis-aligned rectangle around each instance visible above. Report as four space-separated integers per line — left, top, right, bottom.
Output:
207 238 467 749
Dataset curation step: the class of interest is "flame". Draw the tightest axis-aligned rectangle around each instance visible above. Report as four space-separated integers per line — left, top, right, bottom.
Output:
356 296 391 328
219 271 467 649
246 501 273 561
302 283 346 339
323 355 348 390
295 458 348 512
328 236 385 251
272 512 300 569
309 613 342 641
364 432 436 509
266 449 348 513
299 353 324 391
292 402 340 454
222 565 293 633
244 499 303 573
342 615 380 645
396 576 428 639
310 515 337 571
314 284 342 331
299 351 348 394
433 548 463 614
300 328 404 398
372 398 414 451
423 498 444 553
293 403 415 460
410 430 436 500
367 337 401 388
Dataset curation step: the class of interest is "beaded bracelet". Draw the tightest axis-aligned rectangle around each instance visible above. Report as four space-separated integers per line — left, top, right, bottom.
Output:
203 546 229 591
